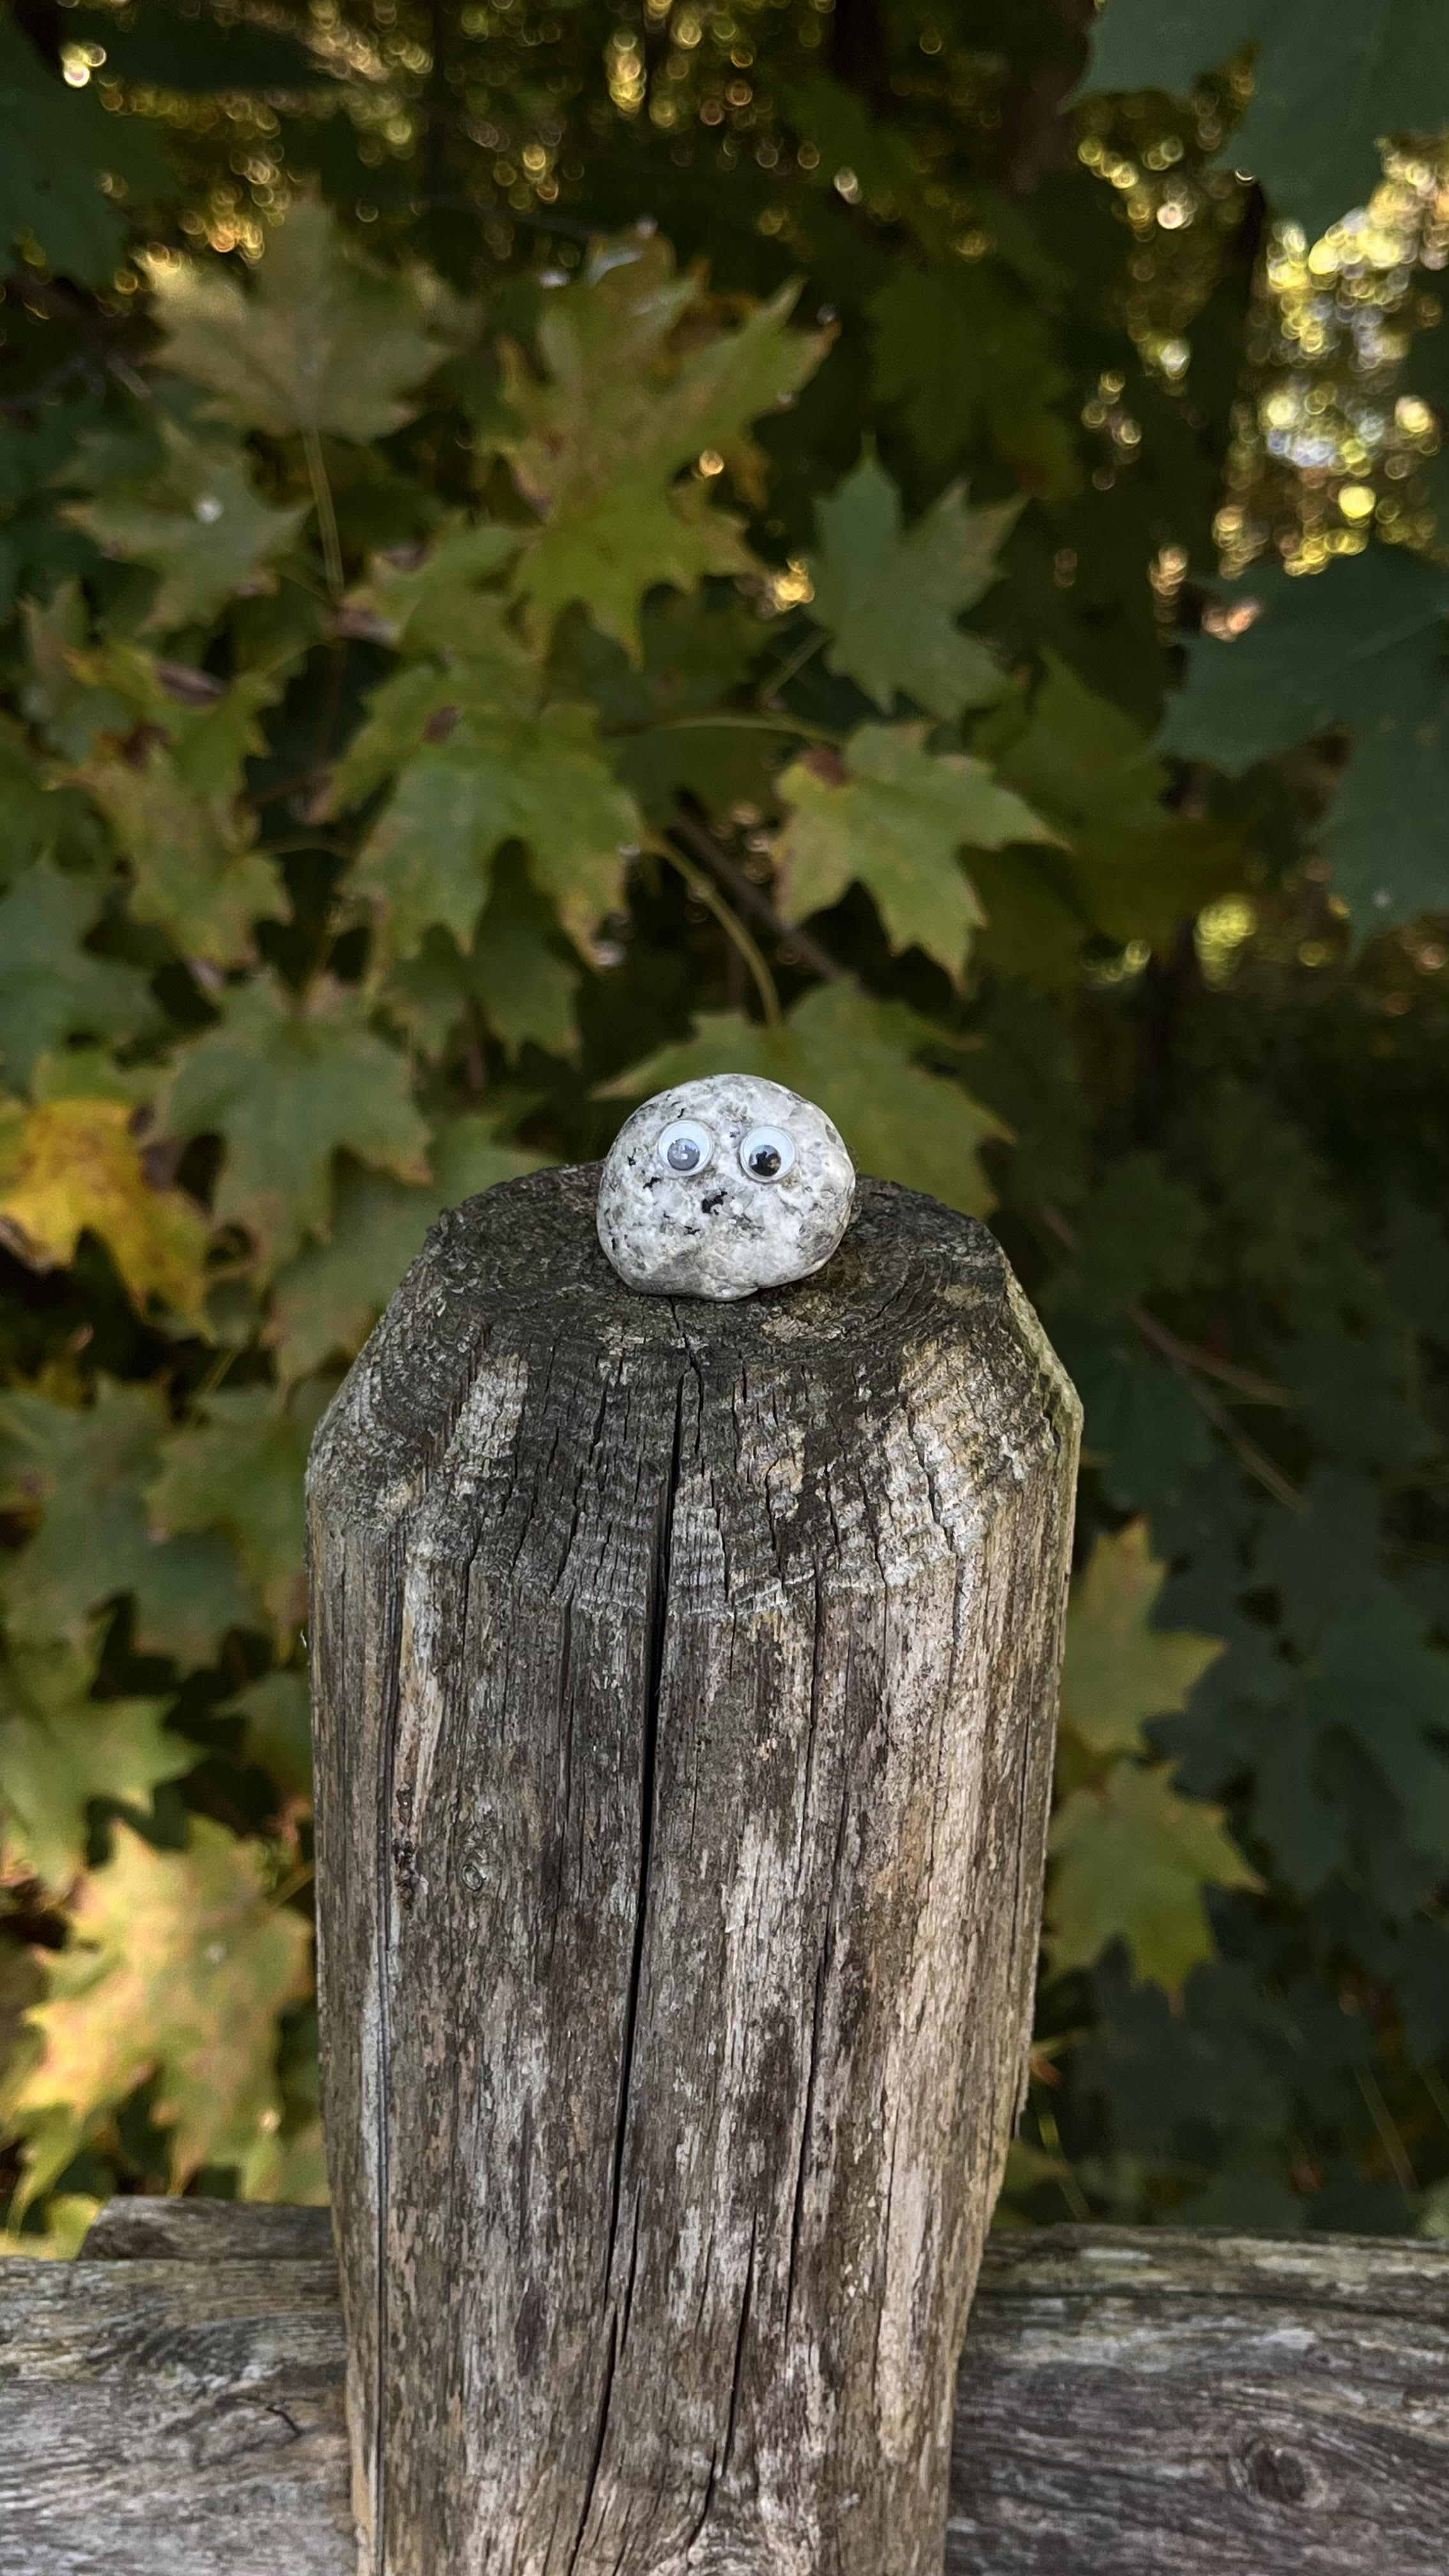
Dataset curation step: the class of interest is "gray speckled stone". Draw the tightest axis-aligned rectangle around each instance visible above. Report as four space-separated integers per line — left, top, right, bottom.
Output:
596 1073 856 1300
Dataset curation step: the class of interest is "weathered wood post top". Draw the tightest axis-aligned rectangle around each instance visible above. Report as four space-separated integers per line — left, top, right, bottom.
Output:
307 1160 1080 2576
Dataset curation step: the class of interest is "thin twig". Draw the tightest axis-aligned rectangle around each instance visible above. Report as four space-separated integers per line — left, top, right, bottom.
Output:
670 807 846 986
1037 1202 1302 1511
1422 2064 1449 2140
1356 2064 1418 2195
761 625 827 705
656 838 782 1029
302 425 344 599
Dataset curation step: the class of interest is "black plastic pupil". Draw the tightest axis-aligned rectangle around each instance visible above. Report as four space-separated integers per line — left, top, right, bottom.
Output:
749 1142 782 1177
667 1138 700 1171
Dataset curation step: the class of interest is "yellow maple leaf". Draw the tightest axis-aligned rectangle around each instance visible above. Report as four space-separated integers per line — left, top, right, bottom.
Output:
1061 1518 1225 1756
0 1096 210 1328
14 1816 312 2197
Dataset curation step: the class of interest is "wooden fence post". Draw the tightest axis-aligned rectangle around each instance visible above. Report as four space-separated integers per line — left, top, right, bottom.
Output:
307 1163 1080 2576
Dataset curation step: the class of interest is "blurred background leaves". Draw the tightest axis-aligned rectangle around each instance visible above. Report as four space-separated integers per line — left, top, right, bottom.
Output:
0 0 1448 2246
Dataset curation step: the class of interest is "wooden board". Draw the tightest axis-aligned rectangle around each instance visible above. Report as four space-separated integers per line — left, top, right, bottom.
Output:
2 2209 1445 2573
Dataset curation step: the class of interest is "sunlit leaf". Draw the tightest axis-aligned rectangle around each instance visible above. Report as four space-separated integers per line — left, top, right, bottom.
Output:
1049 1758 1259 1994
1062 1520 1225 1756
13 1816 312 2196
0 1094 210 1327
147 192 455 441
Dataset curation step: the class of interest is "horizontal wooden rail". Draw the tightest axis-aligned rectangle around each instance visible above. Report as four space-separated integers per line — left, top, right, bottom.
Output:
1 2202 1445 2573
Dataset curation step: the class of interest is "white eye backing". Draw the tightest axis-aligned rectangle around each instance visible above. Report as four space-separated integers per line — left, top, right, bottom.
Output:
739 1124 795 1183
656 1118 714 1177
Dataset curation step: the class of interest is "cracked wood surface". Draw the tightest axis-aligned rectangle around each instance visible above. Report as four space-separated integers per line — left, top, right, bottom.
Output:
306 1166 1079 2576
2 2212 1446 2572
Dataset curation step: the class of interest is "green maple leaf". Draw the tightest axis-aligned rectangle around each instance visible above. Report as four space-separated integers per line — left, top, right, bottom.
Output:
164 972 429 1265
870 263 1077 491
1158 551 1449 930
0 1639 189 1892
382 886 581 1063
341 519 523 661
972 655 1240 976
775 724 1057 982
556 589 776 829
1080 0 1449 241
148 1381 331 1642
0 21 172 286
67 418 307 632
0 863 151 1088
76 741 285 968
493 230 829 655
222 1671 314 1811
14 1815 312 2198
808 454 1015 720
1049 1758 1259 1995
0 1379 256 1659
146 191 455 441
355 698 640 962
604 980 1008 1216
0 714 60 878
267 1112 544 1381
1061 1521 1225 1756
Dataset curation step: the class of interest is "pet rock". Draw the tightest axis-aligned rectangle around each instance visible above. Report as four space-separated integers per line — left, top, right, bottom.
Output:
597 1073 856 1300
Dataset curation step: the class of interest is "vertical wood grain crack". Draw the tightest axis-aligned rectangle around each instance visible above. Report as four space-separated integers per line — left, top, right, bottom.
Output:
606 1370 685 2285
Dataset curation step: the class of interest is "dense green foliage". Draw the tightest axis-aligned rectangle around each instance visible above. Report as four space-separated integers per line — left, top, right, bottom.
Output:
2 0 1449 2248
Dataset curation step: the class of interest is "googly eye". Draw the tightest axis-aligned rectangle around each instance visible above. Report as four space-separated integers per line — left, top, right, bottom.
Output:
656 1118 714 1177
739 1125 795 1182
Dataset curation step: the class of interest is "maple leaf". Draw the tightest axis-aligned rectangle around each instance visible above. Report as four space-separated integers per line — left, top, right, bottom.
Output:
0 862 151 1088
604 980 1008 1216
221 1670 313 1811
13 1816 312 2196
808 454 1016 719
493 230 830 656
65 416 307 632
355 698 640 961
0 1379 257 1659
74 724 285 969
0 1094 210 1328
266 1112 544 1381
146 192 455 442
0 1639 188 1892
164 972 429 1266
1048 1758 1259 1995
1079 0 1449 243
148 1379 332 1641
870 263 1077 491
383 863 581 1062
1061 1521 1225 1756
339 519 523 662
774 724 1057 983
